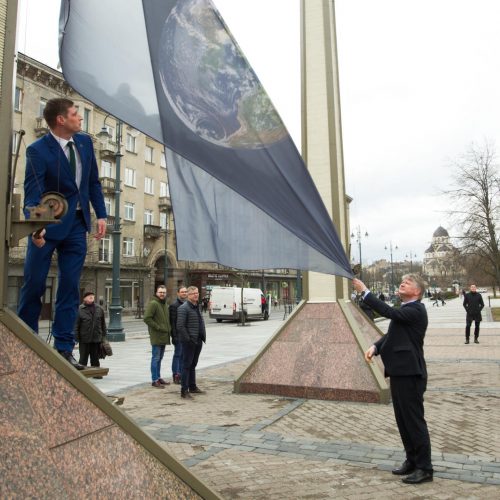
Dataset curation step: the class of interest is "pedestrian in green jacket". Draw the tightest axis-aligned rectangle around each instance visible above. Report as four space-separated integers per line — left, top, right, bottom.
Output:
144 285 171 388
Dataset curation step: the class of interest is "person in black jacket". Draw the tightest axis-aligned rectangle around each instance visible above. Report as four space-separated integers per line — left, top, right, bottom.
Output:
169 286 188 384
176 286 206 399
353 274 433 485
463 284 485 344
75 292 107 370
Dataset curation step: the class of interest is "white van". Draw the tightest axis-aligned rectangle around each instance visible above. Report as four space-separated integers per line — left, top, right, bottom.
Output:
209 287 269 322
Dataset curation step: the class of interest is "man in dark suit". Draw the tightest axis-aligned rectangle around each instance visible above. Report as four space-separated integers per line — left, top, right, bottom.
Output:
463 284 484 344
353 274 433 484
18 98 107 369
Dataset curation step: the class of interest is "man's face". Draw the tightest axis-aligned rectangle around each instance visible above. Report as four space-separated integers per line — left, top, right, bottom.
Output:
470 285 477 293
187 288 199 304
398 278 421 301
178 287 188 300
58 106 82 134
83 294 95 305
156 287 167 299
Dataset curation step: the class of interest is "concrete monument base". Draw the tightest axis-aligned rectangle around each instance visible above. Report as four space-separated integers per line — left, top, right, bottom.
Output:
234 300 389 404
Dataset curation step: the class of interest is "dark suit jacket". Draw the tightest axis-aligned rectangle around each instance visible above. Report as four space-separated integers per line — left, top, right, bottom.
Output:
363 292 428 378
23 132 107 240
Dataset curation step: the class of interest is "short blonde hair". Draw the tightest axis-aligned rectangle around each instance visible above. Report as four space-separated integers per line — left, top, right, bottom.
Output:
186 286 198 295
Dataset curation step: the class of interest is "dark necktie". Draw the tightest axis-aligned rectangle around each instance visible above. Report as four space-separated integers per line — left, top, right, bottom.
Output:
67 141 76 179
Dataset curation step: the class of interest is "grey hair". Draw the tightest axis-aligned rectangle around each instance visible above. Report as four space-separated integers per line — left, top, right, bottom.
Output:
402 274 427 300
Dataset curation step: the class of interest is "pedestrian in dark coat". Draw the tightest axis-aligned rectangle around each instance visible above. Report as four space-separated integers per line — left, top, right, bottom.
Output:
463 284 485 344
169 286 188 384
75 292 107 368
177 286 206 399
354 274 433 485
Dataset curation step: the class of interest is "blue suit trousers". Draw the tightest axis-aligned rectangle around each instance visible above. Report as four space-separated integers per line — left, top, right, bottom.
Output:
18 212 87 352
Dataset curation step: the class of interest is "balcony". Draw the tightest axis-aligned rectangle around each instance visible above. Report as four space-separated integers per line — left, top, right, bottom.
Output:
158 196 172 210
34 116 49 138
98 139 117 160
144 224 162 239
99 176 118 194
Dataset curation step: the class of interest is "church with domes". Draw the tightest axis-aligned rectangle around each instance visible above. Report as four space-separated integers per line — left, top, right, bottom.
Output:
423 226 464 286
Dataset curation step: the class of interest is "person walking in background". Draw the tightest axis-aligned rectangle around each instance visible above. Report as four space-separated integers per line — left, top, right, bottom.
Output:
75 291 107 374
432 292 439 307
169 286 188 384
17 98 107 370
177 286 206 399
144 285 171 388
354 274 433 485
438 291 446 306
463 284 484 344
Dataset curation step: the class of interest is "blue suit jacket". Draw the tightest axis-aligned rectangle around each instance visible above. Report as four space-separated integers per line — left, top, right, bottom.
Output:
23 132 107 240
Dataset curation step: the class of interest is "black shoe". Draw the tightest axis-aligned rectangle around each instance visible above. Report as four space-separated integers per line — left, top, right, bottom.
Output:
392 461 415 475
93 376 103 379
474 338 479 344
465 339 470 344
189 387 205 394
58 350 85 370
402 469 433 484
173 373 181 384
181 391 193 399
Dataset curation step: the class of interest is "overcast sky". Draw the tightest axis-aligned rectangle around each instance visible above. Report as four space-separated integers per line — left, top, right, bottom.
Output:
16 0 500 265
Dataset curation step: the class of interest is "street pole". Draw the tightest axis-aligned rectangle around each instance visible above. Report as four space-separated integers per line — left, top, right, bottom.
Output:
163 216 168 287
296 270 302 303
351 226 368 280
385 242 398 296
107 120 124 341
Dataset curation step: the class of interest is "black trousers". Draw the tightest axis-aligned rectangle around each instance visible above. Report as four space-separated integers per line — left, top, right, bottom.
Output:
181 340 203 392
390 376 432 471
79 342 101 367
465 314 481 339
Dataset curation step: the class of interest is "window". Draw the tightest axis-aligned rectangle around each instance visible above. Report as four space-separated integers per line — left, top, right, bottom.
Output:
104 197 113 217
14 87 23 112
12 132 19 154
123 237 135 257
39 98 47 118
124 167 136 187
144 209 154 225
160 181 169 197
82 108 91 132
126 133 136 153
124 202 135 221
160 151 166 168
99 236 111 263
160 212 168 230
101 160 113 178
144 176 154 195
145 145 154 163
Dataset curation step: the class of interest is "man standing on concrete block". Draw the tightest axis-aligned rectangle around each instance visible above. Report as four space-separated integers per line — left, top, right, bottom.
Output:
463 284 484 344
353 274 433 484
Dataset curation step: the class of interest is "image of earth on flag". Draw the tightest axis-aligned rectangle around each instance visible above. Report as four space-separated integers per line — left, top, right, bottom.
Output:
158 0 287 149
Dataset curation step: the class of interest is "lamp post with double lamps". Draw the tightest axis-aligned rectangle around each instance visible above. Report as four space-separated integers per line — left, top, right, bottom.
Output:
97 117 124 341
385 241 398 296
406 250 416 273
351 226 368 280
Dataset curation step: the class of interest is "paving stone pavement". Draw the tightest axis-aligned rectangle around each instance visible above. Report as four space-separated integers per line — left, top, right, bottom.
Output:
113 296 500 498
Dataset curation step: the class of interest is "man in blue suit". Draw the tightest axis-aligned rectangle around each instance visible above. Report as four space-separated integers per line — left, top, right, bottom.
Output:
353 274 433 485
18 98 107 369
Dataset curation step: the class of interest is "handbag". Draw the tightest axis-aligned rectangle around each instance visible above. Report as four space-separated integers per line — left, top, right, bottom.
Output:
100 339 113 358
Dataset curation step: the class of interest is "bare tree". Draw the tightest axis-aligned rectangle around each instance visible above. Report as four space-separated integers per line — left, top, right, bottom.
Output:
445 142 500 293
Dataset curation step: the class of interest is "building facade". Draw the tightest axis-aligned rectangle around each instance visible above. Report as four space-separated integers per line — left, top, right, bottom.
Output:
9 54 298 317
423 226 463 287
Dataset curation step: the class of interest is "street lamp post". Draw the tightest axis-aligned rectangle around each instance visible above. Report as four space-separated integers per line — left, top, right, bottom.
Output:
163 212 168 287
406 251 416 273
97 118 124 341
351 226 368 280
385 242 398 296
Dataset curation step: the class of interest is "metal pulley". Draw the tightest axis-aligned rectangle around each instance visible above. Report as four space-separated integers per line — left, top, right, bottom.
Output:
38 191 69 219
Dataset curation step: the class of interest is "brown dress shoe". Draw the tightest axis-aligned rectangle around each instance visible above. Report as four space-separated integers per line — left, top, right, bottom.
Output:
158 378 170 385
189 387 205 394
151 381 165 388
181 390 193 399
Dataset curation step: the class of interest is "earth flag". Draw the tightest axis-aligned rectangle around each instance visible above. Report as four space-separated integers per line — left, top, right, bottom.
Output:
59 0 352 277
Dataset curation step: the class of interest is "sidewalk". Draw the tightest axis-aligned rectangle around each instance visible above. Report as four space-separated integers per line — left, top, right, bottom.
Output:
98 297 500 499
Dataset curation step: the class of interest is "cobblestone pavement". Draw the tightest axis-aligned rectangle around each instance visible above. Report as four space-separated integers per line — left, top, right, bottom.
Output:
117 297 500 498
